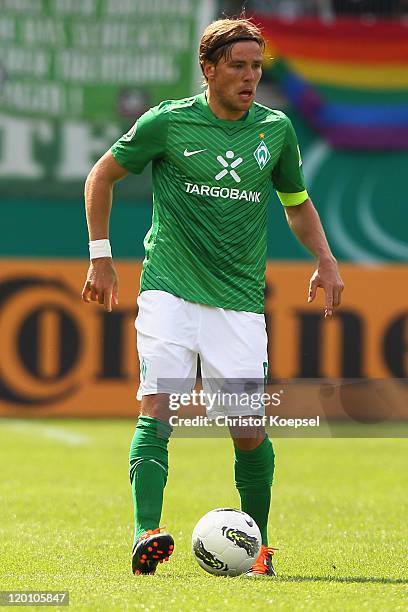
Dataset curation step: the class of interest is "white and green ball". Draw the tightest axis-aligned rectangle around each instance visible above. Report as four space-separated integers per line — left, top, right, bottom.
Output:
192 508 261 577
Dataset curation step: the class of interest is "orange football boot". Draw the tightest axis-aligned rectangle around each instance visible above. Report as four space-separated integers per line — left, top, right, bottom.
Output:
246 545 277 577
132 527 174 575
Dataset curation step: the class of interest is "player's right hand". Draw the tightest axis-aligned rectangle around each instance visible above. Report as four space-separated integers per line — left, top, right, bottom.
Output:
82 258 119 312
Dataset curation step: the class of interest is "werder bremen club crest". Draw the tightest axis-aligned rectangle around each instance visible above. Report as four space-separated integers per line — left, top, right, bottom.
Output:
254 140 271 170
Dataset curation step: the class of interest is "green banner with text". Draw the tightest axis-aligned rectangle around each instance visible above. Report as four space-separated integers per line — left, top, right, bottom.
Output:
0 0 213 199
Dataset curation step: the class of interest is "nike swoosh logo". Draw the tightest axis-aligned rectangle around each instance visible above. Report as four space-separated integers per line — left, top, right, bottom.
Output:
184 148 206 157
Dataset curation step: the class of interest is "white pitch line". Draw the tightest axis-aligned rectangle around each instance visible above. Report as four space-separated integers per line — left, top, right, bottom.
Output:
0 420 91 446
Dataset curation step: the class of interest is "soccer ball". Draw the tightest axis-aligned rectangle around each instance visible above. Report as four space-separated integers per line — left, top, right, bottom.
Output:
192 508 261 577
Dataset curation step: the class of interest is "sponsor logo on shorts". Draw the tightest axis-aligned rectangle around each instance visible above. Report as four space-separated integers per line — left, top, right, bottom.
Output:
140 358 147 382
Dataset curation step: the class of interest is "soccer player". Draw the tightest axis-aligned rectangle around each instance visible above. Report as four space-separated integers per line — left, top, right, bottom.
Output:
82 17 344 577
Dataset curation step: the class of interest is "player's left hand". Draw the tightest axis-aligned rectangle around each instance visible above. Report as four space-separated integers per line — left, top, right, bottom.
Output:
308 258 344 318
82 258 119 312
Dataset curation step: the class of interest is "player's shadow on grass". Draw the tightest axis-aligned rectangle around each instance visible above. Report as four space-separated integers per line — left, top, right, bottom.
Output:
282 575 407 585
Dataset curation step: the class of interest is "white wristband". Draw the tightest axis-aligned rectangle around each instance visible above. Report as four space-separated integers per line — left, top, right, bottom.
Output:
89 239 112 260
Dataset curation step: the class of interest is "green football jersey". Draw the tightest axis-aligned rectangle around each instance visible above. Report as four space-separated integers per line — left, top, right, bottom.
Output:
111 92 308 313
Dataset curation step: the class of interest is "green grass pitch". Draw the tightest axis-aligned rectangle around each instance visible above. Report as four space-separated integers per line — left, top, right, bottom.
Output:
0 419 406 611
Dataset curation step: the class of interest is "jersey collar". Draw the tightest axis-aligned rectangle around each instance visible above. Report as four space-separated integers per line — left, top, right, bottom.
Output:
195 91 256 128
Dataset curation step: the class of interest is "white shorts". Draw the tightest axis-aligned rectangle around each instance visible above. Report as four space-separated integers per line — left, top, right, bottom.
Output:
135 290 268 419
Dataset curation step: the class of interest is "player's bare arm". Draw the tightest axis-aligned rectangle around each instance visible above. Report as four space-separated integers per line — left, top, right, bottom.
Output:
82 151 128 312
284 198 344 318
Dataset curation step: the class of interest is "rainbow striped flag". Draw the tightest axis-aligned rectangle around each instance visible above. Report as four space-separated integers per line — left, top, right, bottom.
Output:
258 16 408 149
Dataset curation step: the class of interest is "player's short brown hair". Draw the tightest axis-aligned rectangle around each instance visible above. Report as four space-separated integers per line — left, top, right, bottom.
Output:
199 17 265 80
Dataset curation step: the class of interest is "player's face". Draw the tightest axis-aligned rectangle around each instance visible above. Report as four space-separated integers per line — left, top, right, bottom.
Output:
205 41 263 120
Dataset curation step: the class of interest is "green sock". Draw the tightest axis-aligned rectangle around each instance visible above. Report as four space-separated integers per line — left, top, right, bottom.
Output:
129 415 172 545
234 436 275 546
